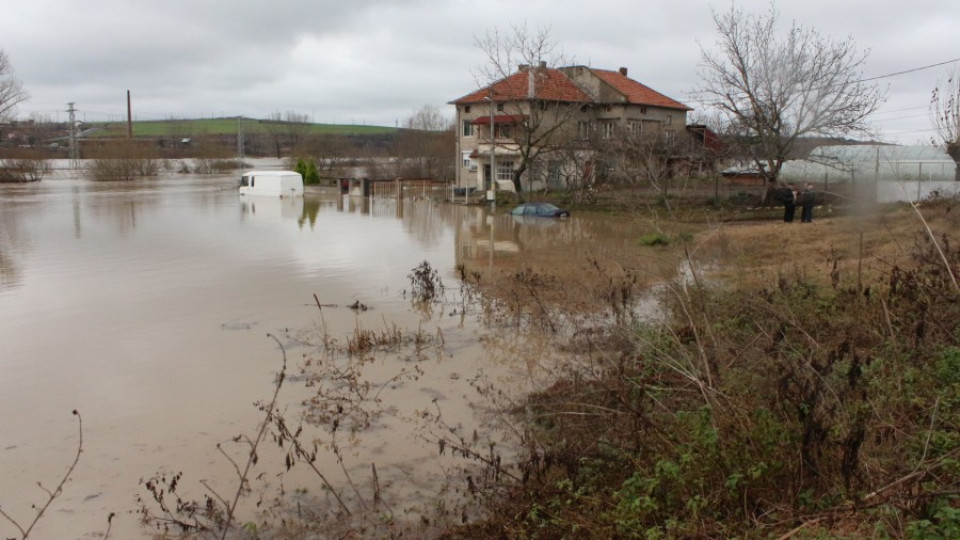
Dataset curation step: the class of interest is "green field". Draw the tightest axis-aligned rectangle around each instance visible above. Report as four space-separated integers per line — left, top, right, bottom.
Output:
94 117 398 138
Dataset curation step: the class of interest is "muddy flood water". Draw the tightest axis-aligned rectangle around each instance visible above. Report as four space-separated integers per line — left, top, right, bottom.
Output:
0 162 666 539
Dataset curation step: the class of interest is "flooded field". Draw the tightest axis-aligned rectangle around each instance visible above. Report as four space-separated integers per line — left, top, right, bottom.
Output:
0 163 672 538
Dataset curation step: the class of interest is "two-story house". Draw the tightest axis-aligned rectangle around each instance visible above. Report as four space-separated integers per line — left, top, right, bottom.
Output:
450 63 692 193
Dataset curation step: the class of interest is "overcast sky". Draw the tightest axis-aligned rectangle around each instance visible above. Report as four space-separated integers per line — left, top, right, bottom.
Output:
2 0 958 144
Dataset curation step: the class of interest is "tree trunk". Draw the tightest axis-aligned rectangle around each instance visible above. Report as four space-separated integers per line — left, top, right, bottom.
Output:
946 143 960 182
512 163 526 194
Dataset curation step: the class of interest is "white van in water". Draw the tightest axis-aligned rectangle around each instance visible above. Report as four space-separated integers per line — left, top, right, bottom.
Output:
238 170 304 197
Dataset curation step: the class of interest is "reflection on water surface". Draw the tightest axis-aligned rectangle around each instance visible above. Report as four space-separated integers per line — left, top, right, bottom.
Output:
0 166 665 538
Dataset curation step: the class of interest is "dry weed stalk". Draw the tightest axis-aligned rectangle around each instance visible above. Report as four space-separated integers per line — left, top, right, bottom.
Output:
138 334 288 539
903 195 960 293
0 410 101 540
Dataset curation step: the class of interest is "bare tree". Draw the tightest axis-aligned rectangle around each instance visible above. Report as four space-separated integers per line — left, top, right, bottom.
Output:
404 105 448 131
262 111 312 158
698 3 883 190
0 50 28 122
473 24 583 195
22 114 59 147
605 129 679 189
930 68 960 181
396 105 454 180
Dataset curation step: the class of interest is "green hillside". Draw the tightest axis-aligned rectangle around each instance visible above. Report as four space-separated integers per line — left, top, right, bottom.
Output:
94 117 397 138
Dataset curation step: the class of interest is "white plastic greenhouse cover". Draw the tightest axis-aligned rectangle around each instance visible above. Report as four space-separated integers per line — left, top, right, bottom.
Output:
806 144 951 162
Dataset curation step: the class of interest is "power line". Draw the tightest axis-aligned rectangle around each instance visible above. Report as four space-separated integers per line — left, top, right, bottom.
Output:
868 104 929 117
858 57 960 83
688 57 960 107
870 112 930 123
884 126 938 135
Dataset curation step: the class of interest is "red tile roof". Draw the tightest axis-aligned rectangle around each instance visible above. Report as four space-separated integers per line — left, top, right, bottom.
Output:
453 68 593 104
589 68 691 110
451 66 691 111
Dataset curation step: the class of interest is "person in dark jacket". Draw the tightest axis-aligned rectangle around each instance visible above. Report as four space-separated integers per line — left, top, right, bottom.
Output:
800 183 815 223
782 183 798 222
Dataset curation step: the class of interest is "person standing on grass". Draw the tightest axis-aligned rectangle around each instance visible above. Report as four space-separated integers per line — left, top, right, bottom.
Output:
782 183 798 222
800 183 815 223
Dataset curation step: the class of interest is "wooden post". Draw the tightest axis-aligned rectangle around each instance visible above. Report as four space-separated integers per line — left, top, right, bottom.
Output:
126 90 133 139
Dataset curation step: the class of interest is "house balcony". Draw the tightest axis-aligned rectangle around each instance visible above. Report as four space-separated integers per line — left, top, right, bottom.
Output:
467 141 521 161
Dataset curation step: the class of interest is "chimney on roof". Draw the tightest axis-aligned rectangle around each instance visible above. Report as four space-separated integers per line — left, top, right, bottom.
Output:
528 66 536 98
539 61 547 69
619 67 628 76
518 64 529 71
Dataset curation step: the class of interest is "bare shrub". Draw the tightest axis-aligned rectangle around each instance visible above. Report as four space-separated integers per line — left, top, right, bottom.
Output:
86 141 160 181
408 260 443 303
0 149 51 183
192 158 240 175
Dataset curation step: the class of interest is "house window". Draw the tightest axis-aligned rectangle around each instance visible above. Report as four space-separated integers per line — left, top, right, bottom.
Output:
600 121 616 139
629 120 643 135
464 105 471 113
496 103 505 112
496 124 512 138
641 119 661 135
496 161 513 182
577 121 593 139
462 120 474 137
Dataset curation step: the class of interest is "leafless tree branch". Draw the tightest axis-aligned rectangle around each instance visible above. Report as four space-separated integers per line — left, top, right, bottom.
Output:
697 3 884 188
929 67 960 181
0 50 28 121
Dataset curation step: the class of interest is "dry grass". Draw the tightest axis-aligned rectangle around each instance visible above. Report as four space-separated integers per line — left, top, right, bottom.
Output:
692 200 960 288
467 199 960 320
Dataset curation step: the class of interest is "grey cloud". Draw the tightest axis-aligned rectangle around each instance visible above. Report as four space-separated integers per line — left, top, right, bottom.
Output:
1 0 957 141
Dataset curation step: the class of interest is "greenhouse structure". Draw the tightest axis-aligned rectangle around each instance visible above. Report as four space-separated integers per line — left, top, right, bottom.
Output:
779 145 960 202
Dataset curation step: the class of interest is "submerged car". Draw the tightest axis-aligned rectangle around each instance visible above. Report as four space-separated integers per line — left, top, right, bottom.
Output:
509 202 570 218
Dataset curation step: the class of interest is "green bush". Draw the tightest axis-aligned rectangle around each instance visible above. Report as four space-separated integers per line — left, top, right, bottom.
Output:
294 157 321 185
639 233 670 246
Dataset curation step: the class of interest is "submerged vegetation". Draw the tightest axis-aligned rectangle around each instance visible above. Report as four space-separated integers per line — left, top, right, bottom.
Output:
0 149 50 183
86 140 161 181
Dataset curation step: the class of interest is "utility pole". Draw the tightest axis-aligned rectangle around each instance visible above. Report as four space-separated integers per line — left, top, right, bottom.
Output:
237 116 245 169
126 90 133 139
485 91 497 209
67 102 79 169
